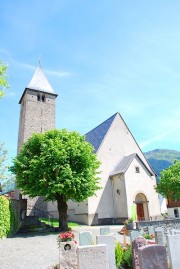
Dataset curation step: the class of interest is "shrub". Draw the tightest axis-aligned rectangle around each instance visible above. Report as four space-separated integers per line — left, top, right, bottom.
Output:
0 196 18 238
121 245 133 269
115 241 124 267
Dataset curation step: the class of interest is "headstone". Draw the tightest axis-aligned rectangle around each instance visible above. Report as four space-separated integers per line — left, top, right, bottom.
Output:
167 234 180 269
130 231 141 244
148 226 154 236
100 227 110 235
132 236 146 269
155 227 166 246
96 235 115 269
171 229 180 235
166 227 173 235
138 245 168 269
140 228 144 235
79 231 93 246
77 244 109 269
59 241 77 269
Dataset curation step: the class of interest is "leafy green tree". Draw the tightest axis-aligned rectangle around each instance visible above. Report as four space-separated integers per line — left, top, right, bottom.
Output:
10 129 101 230
0 143 8 182
0 61 9 98
156 160 180 200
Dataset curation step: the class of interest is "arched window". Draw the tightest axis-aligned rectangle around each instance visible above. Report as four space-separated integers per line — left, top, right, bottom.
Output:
42 95 45 102
37 94 40 101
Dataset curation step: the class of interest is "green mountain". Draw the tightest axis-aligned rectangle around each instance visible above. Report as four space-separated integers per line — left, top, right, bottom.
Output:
144 149 180 178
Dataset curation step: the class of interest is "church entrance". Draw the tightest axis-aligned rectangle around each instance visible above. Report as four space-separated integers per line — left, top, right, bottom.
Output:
135 193 149 221
137 203 144 220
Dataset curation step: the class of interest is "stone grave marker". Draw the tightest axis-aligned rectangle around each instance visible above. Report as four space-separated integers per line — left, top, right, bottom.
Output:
59 241 77 269
100 227 110 235
132 236 146 269
96 235 115 269
138 244 168 269
79 231 93 246
155 227 166 246
77 244 109 269
130 231 141 244
167 234 180 269
148 226 154 236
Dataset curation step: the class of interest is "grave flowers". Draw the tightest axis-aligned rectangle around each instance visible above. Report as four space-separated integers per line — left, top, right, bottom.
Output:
58 231 75 243
124 218 134 230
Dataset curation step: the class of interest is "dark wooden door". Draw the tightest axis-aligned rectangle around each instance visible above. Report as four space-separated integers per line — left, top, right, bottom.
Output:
137 203 144 220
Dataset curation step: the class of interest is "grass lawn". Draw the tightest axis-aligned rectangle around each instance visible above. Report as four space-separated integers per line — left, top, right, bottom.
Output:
40 218 80 228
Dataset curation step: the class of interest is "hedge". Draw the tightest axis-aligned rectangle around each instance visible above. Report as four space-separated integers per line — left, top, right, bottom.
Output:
0 196 18 238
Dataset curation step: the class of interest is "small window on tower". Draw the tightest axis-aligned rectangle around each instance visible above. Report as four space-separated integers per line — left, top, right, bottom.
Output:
37 94 40 101
135 166 140 173
42 95 45 102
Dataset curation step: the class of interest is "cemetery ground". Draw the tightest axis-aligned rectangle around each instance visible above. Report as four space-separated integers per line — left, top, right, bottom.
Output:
0 224 126 269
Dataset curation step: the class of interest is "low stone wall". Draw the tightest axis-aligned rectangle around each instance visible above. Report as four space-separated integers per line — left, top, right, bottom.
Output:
136 218 180 230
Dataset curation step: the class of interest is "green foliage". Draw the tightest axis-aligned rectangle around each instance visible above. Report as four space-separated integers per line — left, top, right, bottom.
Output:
121 246 133 269
0 61 9 98
0 196 18 238
156 160 180 200
115 241 124 267
10 129 101 201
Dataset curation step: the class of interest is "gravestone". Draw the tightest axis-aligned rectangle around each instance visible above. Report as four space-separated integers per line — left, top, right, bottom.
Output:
171 229 180 235
155 227 166 246
130 231 141 244
138 245 168 269
132 236 146 269
148 226 154 236
79 231 93 246
100 227 110 235
59 241 77 269
167 234 180 269
96 235 115 269
77 244 109 269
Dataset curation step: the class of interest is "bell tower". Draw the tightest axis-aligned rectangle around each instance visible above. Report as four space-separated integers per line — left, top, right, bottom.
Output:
17 65 58 152
15 65 58 201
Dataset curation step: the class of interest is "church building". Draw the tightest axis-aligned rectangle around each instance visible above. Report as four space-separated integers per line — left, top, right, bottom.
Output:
16 65 161 224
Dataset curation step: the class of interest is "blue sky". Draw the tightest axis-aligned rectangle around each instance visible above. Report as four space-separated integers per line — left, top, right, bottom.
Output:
1 0 180 161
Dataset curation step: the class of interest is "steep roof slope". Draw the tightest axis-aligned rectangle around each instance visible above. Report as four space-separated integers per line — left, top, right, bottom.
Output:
27 65 55 94
85 113 117 152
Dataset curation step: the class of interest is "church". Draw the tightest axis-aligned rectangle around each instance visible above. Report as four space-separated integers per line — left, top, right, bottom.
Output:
16 65 161 225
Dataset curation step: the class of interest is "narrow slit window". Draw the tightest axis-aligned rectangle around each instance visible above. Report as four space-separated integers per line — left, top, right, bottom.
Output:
135 166 140 173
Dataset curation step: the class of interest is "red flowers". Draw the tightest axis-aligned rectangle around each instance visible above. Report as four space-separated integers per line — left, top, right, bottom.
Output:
58 231 75 242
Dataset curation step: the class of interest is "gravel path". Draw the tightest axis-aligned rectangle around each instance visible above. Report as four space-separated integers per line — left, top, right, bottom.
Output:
0 225 127 269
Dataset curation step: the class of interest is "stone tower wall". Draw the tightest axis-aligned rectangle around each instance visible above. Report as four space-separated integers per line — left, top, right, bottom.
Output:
18 89 56 152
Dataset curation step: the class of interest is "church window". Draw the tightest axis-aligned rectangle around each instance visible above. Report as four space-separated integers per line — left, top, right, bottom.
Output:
135 166 140 173
37 94 40 101
42 95 45 102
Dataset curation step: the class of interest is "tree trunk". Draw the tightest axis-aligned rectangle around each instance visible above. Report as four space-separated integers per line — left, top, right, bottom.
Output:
56 194 68 231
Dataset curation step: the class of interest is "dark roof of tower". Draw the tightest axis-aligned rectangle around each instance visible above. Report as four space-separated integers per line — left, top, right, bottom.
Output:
85 112 118 152
27 65 55 94
110 153 153 176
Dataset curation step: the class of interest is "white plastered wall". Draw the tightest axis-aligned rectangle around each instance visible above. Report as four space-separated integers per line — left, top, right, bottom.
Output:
125 156 161 220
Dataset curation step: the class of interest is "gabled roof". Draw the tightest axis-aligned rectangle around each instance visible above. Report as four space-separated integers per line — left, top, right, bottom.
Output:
27 65 55 94
110 153 153 177
85 113 118 152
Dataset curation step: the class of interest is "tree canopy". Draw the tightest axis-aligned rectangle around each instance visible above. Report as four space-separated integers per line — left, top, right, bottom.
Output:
10 129 101 230
156 160 180 200
0 61 9 98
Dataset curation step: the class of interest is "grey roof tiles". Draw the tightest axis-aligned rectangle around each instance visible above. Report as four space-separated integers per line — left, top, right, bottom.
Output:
85 113 118 152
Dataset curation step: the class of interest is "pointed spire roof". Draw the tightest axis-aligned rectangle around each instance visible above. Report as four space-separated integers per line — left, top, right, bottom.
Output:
27 65 55 94
85 113 118 152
